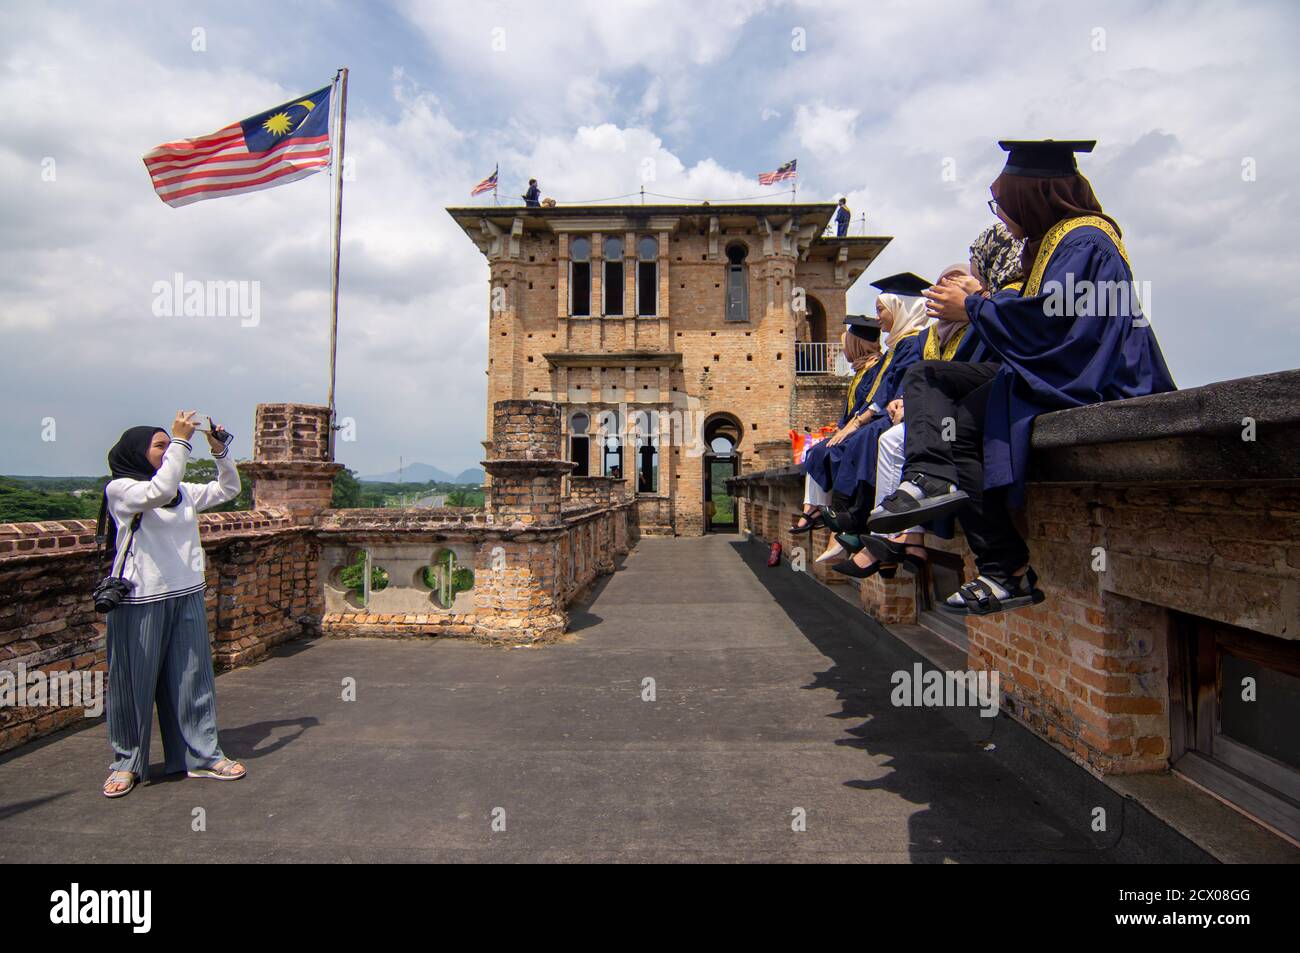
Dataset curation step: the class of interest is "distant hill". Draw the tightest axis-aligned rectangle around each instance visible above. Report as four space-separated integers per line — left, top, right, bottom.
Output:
359 463 484 485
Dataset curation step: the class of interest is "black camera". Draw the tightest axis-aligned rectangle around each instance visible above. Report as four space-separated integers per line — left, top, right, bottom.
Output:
92 576 135 613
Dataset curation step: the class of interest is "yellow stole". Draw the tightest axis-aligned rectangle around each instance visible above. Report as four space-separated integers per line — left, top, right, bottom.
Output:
1024 215 1132 297
922 324 968 361
855 329 922 410
844 362 872 419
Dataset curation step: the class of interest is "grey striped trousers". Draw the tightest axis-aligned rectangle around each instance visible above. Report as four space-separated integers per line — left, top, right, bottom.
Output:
106 590 226 780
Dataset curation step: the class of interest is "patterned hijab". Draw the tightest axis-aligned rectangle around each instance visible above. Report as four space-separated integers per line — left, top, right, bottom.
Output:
968 221 1026 292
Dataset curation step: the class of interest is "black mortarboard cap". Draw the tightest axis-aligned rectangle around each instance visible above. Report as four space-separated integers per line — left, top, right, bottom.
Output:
870 272 932 297
998 139 1096 177
844 313 881 341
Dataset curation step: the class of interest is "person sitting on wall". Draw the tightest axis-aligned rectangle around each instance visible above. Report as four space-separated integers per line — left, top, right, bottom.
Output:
785 312 889 535
845 224 1025 577
868 139 1177 616
813 273 932 550
785 282 930 543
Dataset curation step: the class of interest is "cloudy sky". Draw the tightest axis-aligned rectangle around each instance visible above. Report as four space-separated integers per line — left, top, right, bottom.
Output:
2 0 1297 478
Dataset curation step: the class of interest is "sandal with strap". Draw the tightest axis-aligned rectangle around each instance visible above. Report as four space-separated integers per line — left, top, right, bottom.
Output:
939 568 1045 616
188 757 247 781
789 509 825 534
103 770 135 798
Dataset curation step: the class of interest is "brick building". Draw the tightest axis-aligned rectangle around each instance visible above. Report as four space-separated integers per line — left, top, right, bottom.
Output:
446 203 889 536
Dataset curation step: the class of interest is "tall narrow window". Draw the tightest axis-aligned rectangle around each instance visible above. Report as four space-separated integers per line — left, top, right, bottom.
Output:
569 412 590 476
570 237 591 316
603 236 624 316
725 242 749 322
637 236 658 316
633 413 658 493
602 434 623 478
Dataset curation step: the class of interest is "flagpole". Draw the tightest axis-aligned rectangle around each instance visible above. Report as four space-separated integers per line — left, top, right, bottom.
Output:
327 67 349 460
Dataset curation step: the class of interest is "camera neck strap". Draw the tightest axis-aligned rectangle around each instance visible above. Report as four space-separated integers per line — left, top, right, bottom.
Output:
107 508 143 579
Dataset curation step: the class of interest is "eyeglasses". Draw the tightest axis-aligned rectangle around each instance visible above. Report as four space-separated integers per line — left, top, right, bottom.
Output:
987 199 1000 216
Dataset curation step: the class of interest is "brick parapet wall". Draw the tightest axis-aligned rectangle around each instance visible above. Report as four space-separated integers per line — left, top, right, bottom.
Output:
729 409 1300 778
0 509 318 753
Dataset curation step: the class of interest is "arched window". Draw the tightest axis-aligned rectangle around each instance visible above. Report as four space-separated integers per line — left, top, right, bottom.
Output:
603 236 624 316
725 242 749 322
637 236 658 316
570 236 591 316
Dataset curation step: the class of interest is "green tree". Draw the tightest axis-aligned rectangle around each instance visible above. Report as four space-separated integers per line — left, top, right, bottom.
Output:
339 550 388 595
182 460 251 511
332 467 363 508
0 477 87 522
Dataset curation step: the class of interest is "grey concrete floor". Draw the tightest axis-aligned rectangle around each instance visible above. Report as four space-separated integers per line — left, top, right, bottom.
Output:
0 535 1212 863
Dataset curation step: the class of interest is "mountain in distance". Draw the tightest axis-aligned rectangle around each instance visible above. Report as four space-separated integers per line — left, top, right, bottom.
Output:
358 463 485 484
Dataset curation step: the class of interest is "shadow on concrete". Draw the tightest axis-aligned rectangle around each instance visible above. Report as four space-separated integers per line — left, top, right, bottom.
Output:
0 791 73 822
727 537 1212 864
222 717 320 762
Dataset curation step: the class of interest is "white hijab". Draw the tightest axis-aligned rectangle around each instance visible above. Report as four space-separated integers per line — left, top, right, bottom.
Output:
878 292 929 348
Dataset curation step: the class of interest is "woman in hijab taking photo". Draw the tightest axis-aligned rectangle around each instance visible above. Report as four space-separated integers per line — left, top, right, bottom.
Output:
98 410 246 797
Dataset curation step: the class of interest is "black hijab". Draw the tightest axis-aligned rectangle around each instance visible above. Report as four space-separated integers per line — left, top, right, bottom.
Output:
97 426 182 562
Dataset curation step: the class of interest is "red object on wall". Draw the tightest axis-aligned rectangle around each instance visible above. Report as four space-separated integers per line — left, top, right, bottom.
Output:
767 541 782 567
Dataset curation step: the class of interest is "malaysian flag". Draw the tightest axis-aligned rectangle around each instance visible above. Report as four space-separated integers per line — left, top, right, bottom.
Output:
758 159 797 186
471 166 498 196
144 84 334 208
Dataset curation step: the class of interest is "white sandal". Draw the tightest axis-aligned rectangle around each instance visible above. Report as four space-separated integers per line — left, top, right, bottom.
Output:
103 770 135 798
187 757 246 781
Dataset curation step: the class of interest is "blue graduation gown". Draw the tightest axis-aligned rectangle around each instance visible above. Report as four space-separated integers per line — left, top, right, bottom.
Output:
967 223 1176 506
829 333 925 496
801 354 891 492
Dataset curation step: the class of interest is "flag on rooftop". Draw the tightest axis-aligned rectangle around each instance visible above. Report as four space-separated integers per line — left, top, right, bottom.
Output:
758 159 798 186
143 84 334 208
471 166 498 196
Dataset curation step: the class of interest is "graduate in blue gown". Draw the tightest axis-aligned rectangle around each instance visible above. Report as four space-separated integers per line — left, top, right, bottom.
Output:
790 312 886 533
832 236 1023 577
820 274 931 524
869 139 1176 616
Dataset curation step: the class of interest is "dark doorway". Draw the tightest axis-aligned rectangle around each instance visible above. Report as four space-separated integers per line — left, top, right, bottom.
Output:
704 445 738 532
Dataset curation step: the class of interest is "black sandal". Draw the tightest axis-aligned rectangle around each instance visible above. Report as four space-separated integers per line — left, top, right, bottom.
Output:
831 555 897 580
939 568 1045 616
864 536 927 575
789 509 825 534
867 474 969 536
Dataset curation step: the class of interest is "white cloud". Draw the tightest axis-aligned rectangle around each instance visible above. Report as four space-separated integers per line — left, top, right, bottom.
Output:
1 0 1298 477
794 102 858 156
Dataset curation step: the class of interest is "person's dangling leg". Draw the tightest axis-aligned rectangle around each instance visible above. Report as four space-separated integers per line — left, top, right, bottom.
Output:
874 422 906 509
155 590 230 776
900 361 998 482
804 474 831 507
106 599 170 786
869 361 999 534
940 380 1041 615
